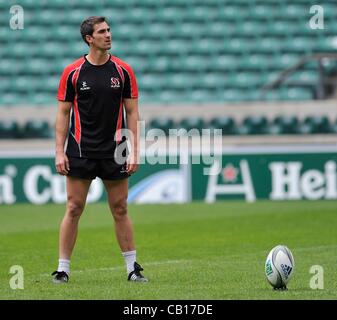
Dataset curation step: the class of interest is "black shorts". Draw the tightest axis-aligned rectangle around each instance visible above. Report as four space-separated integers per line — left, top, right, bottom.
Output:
67 157 130 180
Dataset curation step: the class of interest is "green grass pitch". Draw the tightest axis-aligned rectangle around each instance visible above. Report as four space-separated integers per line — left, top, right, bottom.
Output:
0 201 336 299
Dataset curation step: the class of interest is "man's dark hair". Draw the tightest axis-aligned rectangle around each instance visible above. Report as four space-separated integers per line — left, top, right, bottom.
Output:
80 16 107 46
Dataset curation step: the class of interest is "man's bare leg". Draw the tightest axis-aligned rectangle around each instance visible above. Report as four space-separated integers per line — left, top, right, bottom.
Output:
53 176 92 282
59 176 92 258
103 178 147 281
103 178 134 252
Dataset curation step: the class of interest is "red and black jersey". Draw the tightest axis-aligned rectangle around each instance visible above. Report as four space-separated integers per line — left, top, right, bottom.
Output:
57 54 138 159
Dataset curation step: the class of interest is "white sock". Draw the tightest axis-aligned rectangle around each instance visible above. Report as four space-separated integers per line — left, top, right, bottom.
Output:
122 250 136 274
57 259 70 275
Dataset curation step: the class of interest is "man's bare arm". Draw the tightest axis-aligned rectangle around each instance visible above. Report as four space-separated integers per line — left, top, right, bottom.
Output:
55 101 72 175
124 98 140 174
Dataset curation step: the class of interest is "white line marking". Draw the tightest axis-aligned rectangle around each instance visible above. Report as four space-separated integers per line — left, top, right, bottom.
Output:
40 259 189 277
42 245 337 278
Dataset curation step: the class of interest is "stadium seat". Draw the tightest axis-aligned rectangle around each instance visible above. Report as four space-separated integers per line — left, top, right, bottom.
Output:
22 120 54 139
296 122 315 135
161 39 191 55
68 0 99 9
10 43 36 59
25 59 52 75
216 55 241 71
124 56 148 73
38 9 64 25
168 73 194 90
222 89 250 102
266 21 300 37
303 115 331 134
0 120 20 139
132 40 163 56
316 37 337 53
235 21 266 37
14 76 39 93
29 93 55 105
203 22 231 38
189 89 219 103
0 26 9 43
53 26 78 42
15 0 38 8
22 27 50 42
250 5 279 20
229 73 263 89
272 54 300 70
273 115 299 134
182 56 207 72
265 88 313 101
0 77 13 93
63 9 92 25
142 23 172 40
209 116 236 135
44 76 60 93
203 74 227 89
99 0 136 9
154 8 183 23
37 42 67 58
150 57 172 73
0 59 15 75
265 123 284 135
285 70 319 86
138 74 165 91
241 116 268 135
149 118 175 134
284 88 314 100
240 55 270 71
226 39 253 54
255 38 283 54
285 37 317 54
0 93 20 106
187 6 218 22
329 118 337 134
178 117 205 132
218 5 250 21
283 4 307 19
157 90 184 103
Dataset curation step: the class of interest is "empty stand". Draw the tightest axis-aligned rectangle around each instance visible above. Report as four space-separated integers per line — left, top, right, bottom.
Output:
1 0 337 105
142 114 336 137
1 112 335 139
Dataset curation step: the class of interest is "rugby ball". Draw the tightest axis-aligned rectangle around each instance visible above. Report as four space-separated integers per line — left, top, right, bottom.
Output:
265 245 294 290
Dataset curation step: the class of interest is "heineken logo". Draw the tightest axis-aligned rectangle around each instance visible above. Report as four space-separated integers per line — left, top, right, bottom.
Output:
204 159 337 202
205 160 256 202
269 161 337 200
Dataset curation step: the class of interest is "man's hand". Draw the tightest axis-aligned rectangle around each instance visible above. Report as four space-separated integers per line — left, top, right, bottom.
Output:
55 152 70 175
126 152 139 175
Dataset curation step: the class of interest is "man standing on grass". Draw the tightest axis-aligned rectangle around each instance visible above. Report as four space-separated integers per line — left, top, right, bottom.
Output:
52 16 148 283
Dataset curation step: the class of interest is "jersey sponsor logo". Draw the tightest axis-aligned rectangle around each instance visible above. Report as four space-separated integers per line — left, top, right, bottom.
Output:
111 77 121 88
80 81 91 91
